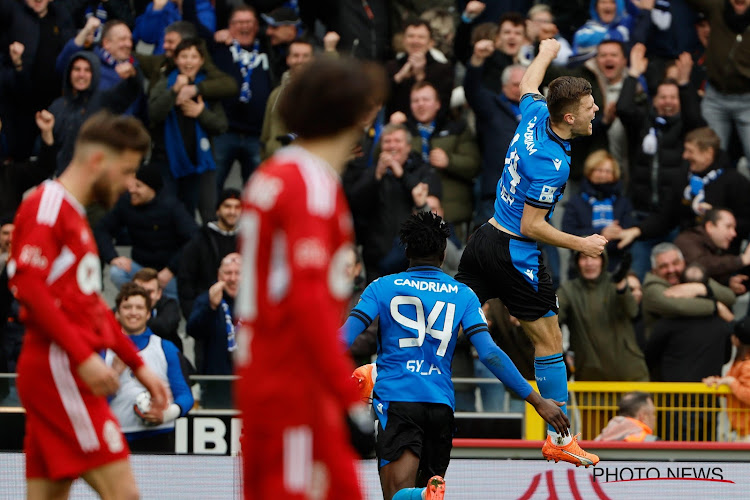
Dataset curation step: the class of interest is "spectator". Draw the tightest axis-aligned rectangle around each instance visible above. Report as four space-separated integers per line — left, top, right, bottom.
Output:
620 128 750 263
391 81 480 236
641 242 736 332
57 18 145 117
562 150 635 274
106 283 193 452
186 252 241 408
557 250 648 381
332 0 389 60
464 39 524 225
520 4 573 67
132 268 182 352
674 208 750 287
0 215 12 265
646 261 733 440
478 12 528 95
690 11 709 97
0 0 74 159
454 1 534 64
135 20 238 101
178 188 241 320
50 50 143 174
132 0 181 55
0 111 57 217
260 36 314 160
261 7 300 78
149 38 229 221
686 0 750 165
633 0 682 95
211 5 274 196
66 0 134 32
385 18 454 119
616 42 705 279
704 317 750 442
595 391 658 441
94 162 199 300
573 0 641 58
346 123 440 283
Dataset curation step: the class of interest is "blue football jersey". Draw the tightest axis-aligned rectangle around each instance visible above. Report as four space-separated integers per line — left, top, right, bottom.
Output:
493 93 571 237
346 266 489 410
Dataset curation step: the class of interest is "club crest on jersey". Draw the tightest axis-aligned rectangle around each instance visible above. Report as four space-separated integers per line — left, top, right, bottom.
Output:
524 116 538 155
245 172 283 210
77 252 102 294
553 158 562 171
328 243 355 300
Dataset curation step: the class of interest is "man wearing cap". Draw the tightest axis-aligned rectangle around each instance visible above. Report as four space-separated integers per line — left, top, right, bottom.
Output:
94 163 199 301
262 6 300 78
177 188 242 320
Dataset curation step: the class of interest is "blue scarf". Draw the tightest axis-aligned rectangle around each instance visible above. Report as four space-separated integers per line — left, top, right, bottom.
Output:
85 3 107 42
220 298 237 352
164 69 216 179
230 40 260 103
582 192 615 230
684 168 723 213
417 121 435 162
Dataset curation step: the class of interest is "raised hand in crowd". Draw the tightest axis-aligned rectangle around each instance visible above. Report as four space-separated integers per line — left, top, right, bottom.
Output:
411 182 429 209
389 111 407 124
470 39 494 66
9 41 24 69
323 31 340 53
115 62 137 79
35 110 55 146
628 43 649 78
463 1 487 21
674 52 693 85
74 16 101 47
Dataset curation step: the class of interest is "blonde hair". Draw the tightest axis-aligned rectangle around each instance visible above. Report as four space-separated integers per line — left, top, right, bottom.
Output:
583 149 621 181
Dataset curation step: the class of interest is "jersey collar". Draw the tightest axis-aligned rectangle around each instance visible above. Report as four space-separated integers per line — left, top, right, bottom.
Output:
545 119 571 155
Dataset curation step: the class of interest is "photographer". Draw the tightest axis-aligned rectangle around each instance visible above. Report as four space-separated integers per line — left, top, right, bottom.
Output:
557 250 649 382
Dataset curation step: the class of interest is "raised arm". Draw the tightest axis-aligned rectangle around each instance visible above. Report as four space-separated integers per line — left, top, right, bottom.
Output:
520 38 560 97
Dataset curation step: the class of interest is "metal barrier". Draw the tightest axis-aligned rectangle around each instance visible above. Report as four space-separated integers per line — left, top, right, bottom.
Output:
524 381 748 442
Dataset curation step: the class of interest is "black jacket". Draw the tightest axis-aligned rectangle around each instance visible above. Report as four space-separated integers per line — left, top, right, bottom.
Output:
177 222 238 319
95 192 198 272
617 75 706 213
148 295 183 352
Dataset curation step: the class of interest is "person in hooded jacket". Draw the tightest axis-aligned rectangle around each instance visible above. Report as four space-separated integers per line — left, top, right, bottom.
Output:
573 0 645 57
557 248 649 383
562 149 635 275
49 51 143 175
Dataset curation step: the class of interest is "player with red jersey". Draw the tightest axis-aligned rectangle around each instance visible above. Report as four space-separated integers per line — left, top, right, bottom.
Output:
7 112 169 499
234 58 387 500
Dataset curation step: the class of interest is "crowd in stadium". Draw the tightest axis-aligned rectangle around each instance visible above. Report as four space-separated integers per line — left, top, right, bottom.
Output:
2 0 750 438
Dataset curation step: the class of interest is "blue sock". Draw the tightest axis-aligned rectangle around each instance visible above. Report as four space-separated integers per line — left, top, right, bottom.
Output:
534 353 568 434
392 487 425 500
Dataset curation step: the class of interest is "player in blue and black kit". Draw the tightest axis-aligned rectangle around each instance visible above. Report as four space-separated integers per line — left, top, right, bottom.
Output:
455 38 607 467
343 212 570 500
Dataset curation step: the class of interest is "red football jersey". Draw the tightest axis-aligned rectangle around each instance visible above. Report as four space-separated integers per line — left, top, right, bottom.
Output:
8 180 142 370
234 146 359 409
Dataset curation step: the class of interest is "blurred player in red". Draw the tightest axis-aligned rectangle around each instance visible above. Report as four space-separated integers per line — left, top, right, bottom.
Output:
234 57 387 499
7 111 170 499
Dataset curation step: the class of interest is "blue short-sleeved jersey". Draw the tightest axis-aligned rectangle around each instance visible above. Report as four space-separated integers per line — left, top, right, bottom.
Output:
493 93 571 236
345 266 489 410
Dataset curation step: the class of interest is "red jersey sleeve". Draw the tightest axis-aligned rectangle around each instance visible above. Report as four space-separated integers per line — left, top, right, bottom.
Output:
9 205 94 366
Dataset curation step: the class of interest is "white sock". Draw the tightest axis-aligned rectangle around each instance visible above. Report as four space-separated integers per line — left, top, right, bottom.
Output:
548 430 572 446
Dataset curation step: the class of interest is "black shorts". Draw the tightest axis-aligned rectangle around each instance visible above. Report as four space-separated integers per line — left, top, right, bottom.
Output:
375 399 454 487
455 222 558 321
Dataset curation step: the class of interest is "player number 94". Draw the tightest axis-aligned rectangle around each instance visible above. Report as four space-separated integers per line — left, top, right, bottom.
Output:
390 296 455 357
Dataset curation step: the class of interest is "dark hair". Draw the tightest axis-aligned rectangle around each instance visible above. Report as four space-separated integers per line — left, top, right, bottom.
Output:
115 282 152 310
229 4 258 24
597 39 626 58
165 20 198 40
101 20 128 41
132 267 159 283
704 207 734 227
399 211 450 260
498 12 526 29
547 76 592 124
617 391 652 418
403 18 433 39
279 57 387 140
173 38 206 59
74 111 150 156
470 22 499 45
290 34 316 50
656 77 680 93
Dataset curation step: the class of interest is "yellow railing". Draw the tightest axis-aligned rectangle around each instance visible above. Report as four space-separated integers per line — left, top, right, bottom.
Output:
524 381 748 442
